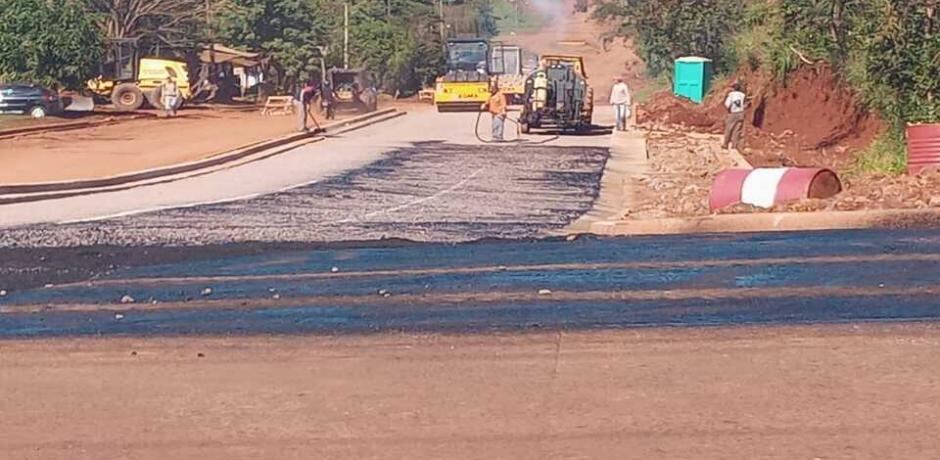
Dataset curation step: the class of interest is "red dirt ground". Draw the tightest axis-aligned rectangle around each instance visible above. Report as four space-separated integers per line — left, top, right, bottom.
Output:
639 65 884 172
0 107 300 184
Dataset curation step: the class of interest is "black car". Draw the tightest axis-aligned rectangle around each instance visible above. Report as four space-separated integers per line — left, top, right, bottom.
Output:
0 84 62 118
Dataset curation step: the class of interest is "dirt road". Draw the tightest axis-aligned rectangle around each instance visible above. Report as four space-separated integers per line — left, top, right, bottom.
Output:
0 107 308 184
501 0 650 101
2 325 938 459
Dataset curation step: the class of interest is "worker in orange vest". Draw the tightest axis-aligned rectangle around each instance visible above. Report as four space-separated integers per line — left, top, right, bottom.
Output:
482 83 508 141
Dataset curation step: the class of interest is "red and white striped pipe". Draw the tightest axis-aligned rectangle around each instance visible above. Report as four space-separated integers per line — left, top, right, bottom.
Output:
709 167 842 211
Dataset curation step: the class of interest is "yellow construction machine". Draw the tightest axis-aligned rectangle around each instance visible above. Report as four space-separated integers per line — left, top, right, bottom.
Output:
434 38 493 111
85 39 192 112
490 44 528 104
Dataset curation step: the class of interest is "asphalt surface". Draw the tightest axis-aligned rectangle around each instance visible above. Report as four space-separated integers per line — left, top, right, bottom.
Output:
0 142 608 246
0 110 611 228
2 229 939 338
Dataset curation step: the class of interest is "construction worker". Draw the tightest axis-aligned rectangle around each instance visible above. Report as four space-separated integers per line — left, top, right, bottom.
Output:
295 78 319 132
160 76 180 117
482 84 508 142
609 76 631 131
321 80 336 120
723 81 747 150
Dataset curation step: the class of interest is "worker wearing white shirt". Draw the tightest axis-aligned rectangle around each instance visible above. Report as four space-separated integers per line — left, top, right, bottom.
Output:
723 82 747 150
609 77 631 131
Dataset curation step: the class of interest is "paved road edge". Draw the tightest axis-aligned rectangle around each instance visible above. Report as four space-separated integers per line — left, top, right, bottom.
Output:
588 207 940 236
0 109 404 204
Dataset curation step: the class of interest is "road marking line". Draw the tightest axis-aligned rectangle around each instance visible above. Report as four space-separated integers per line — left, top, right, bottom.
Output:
330 167 485 224
44 252 940 288
4 284 940 314
58 177 326 224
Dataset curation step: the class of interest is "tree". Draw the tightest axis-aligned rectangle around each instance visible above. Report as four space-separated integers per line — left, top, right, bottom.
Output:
218 0 446 94
217 0 332 87
84 0 207 50
349 0 444 92
0 0 103 88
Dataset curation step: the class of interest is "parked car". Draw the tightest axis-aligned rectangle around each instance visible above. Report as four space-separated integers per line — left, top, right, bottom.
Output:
0 84 63 118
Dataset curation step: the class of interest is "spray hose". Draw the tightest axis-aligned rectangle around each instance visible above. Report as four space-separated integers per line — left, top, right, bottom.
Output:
473 110 559 145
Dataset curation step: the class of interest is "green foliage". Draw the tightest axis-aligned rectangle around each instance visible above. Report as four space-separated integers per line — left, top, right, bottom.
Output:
349 0 445 92
0 0 103 88
594 0 743 76
754 0 940 126
217 0 332 85
853 129 907 175
443 0 498 38
218 0 449 93
728 2 794 79
860 0 940 125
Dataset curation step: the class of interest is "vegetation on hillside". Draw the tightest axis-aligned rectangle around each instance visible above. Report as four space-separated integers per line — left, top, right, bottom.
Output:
593 0 743 76
596 0 940 171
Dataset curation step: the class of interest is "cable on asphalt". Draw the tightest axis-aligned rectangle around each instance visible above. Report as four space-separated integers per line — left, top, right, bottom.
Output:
473 110 559 145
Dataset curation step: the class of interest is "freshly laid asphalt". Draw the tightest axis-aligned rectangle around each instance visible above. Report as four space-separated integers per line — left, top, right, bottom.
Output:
2 229 938 338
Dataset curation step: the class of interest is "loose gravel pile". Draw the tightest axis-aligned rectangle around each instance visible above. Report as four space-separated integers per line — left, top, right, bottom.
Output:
1 143 608 247
626 130 736 219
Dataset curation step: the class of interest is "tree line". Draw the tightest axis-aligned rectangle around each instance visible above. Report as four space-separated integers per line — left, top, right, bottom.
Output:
0 0 497 94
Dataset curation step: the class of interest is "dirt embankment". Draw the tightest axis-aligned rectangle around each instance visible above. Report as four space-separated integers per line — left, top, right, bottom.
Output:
628 64 940 218
639 65 884 172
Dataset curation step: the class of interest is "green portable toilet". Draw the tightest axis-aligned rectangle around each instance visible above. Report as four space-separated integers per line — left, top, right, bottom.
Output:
673 56 713 104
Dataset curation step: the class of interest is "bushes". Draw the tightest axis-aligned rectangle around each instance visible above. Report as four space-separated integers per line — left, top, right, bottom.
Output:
854 130 908 175
0 0 103 88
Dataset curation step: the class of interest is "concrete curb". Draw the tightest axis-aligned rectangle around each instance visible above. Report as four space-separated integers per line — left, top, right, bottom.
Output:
588 208 940 236
0 108 404 205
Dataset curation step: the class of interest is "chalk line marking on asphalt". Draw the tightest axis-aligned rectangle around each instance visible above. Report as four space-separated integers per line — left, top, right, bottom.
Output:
52 114 413 225
329 166 485 224
60 155 474 226
58 176 329 225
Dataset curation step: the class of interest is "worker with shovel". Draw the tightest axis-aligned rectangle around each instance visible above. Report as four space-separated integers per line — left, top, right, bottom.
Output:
295 78 322 133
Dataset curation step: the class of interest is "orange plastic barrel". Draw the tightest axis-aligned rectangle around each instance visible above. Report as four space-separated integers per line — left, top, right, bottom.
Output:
907 123 940 175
